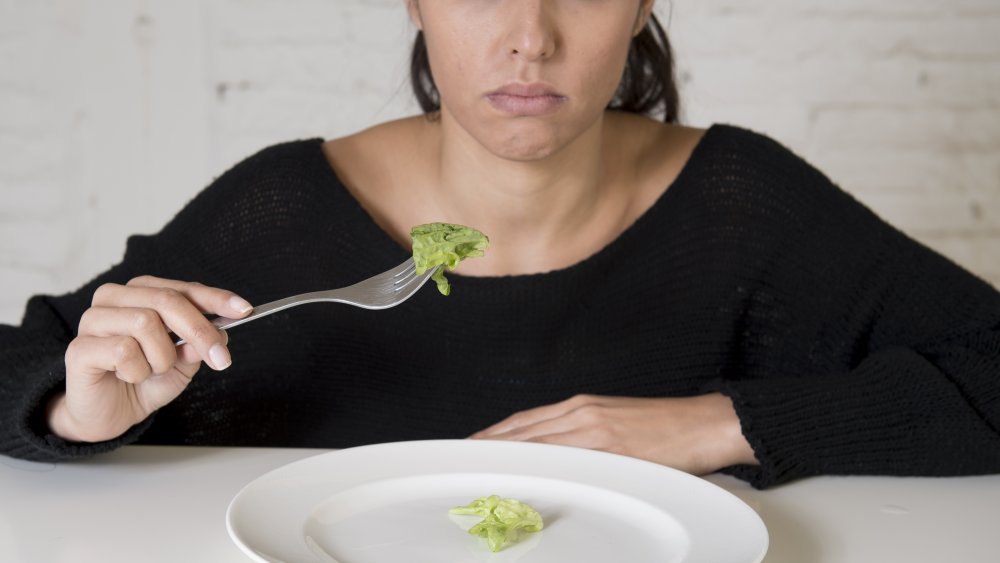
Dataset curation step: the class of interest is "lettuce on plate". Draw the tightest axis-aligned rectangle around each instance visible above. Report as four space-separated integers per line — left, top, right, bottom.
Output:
410 223 489 296
450 495 544 552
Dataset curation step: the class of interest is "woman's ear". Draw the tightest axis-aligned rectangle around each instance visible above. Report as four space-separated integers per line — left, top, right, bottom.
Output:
405 0 423 31
634 0 656 36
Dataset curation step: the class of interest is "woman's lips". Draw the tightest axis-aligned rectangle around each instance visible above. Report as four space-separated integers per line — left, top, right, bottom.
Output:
486 83 567 116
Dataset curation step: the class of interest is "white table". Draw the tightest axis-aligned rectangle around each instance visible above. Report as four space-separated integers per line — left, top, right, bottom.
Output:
2 446 998 562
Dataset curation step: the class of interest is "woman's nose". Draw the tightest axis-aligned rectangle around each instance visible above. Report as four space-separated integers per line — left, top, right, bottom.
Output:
503 0 557 61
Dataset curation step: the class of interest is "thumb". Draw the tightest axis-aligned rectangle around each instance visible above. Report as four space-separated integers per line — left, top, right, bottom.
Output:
175 329 230 378
135 331 230 416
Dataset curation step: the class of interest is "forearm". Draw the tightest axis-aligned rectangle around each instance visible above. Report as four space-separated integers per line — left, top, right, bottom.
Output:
718 347 1000 488
470 392 759 476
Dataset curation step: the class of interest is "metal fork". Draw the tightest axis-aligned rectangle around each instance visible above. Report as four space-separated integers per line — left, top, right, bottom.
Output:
172 258 437 345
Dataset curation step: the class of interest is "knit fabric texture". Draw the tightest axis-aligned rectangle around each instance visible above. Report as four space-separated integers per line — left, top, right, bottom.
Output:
2 125 999 488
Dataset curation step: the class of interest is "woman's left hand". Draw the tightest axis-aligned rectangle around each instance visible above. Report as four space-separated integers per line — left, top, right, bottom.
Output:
470 393 758 475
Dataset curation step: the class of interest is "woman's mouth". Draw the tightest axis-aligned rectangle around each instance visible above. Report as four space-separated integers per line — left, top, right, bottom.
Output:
485 83 567 116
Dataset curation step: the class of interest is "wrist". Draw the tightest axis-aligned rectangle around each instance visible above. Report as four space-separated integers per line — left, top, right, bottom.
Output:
703 392 758 468
45 393 87 443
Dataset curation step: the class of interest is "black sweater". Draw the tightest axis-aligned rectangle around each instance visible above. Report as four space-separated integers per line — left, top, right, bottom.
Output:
2 125 999 488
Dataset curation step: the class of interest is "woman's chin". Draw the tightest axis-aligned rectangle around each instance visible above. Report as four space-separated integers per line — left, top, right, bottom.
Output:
494 143 559 162
484 130 567 162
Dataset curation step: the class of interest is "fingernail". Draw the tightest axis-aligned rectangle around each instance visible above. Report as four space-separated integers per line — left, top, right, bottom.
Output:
229 296 253 315
209 344 232 370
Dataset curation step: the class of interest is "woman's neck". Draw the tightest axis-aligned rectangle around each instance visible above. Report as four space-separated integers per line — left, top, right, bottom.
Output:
418 111 632 276
323 111 694 278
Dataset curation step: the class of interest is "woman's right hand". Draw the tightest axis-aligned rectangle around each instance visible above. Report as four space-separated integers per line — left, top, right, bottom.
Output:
47 276 253 443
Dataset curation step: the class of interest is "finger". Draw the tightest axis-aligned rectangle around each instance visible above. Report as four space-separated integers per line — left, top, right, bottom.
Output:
132 331 230 416
89 285 232 370
96 278 253 318
127 276 253 318
175 342 202 368
78 307 177 374
174 329 228 377
524 429 616 453
65 335 153 385
476 411 584 442
471 404 568 438
132 367 198 416
471 394 600 438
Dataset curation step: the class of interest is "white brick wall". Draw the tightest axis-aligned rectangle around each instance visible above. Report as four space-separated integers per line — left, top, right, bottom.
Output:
1 0 998 324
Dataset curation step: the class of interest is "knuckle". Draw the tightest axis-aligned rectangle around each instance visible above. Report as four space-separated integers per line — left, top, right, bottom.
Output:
127 275 155 287
131 309 159 333
188 324 215 346
113 337 141 364
507 411 527 424
92 282 121 304
77 308 97 333
64 339 83 365
150 352 176 375
151 288 183 309
574 403 605 423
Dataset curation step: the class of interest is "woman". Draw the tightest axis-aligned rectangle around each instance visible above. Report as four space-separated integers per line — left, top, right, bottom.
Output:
1 0 998 489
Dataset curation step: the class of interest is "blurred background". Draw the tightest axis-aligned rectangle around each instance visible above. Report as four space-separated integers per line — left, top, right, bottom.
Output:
1 0 998 324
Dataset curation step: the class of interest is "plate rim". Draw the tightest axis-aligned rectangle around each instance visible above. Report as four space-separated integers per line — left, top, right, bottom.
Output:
226 439 769 563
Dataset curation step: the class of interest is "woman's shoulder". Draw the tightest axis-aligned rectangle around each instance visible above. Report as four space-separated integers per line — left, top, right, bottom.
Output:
176 138 334 211
160 138 342 237
611 116 822 199
675 124 902 246
671 123 853 208
221 138 330 183
687 124 829 186
187 138 339 213
611 117 827 221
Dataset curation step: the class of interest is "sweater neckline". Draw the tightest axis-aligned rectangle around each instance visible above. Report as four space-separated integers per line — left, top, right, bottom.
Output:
309 123 725 284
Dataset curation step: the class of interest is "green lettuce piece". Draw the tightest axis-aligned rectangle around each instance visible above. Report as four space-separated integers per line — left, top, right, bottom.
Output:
449 495 543 552
410 223 489 296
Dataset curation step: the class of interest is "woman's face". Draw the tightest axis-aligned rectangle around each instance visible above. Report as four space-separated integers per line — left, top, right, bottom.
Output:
408 0 653 161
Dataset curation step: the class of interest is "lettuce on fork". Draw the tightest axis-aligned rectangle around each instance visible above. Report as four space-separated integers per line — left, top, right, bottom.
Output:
450 495 544 552
410 223 489 296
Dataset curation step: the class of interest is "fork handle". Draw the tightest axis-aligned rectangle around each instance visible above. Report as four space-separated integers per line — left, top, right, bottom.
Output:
170 315 240 346
170 291 331 346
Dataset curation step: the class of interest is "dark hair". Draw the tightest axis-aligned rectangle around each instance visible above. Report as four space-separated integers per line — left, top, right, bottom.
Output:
409 13 680 123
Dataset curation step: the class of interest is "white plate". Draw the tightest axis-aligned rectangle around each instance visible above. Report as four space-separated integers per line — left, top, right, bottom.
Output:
227 440 768 563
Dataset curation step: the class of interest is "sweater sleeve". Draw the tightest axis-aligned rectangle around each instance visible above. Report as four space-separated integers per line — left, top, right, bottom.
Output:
720 273 1000 489
0 264 158 462
707 129 1000 488
0 140 321 462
